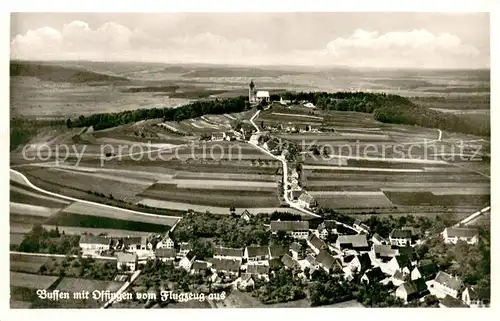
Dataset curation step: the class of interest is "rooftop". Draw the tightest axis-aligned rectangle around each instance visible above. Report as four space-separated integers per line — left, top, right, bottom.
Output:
434 271 463 291
211 258 241 272
390 229 412 239
316 249 335 270
79 235 109 245
337 235 368 248
270 220 309 232
155 248 176 258
117 252 137 263
214 247 244 258
281 254 299 269
307 233 327 251
444 227 478 239
246 246 269 258
440 295 469 308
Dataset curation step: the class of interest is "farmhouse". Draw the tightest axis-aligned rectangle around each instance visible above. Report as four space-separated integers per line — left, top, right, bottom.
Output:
238 273 255 290
211 258 241 276
389 229 412 247
270 220 309 239
281 254 300 270
155 248 176 262
361 267 386 284
116 252 138 272
269 245 288 259
122 237 143 252
79 235 110 253
395 279 429 303
156 232 175 249
411 260 438 281
372 244 398 261
140 236 155 250
442 227 479 245
245 246 270 262
344 253 372 274
178 243 193 257
387 254 413 275
353 219 370 234
290 242 306 260
214 247 244 261
297 192 317 209
371 233 388 245
179 252 196 271
303 255 320 271
191 260 210 275
247 264 270 281
430 271 463 299
316 220 337 239
439 295 469 308
335 235 369 251
307 233 328 254
211 132 226 141
316 249 337 274
462 286 487 307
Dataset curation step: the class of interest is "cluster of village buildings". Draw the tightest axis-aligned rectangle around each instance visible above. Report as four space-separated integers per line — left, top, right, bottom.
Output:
78 214 485 308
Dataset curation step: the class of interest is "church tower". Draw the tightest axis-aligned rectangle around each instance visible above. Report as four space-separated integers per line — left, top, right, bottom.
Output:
249 80 255 103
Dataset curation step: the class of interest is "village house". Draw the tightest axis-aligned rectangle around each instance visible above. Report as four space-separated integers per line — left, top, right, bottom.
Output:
316 249 337 274
387 254 413 276
361 267 386 284
291 189 303 201
155 248 176 263
411 260 438 281
179 252 196 271
391 270 411 287
268 245 288 260
191 260 210 275
122 237 143 252
211 258 241 277
213 247 244 261
244 246 270 263
281 254 300 270
238 209 252 222
353 219 370 234
237 273 255 290
116 252 138 272
439 295 470 308
303 254 321 271
270 220 310 239
395 278 429 303
389 229 412 247
316 220 337 239
371 233 388 245
140 236 155 251
297 192 317 209
247 264 270 281
307 233 328 255
343 253 372 275
430 271 464 299
462 286 487 307
289 242 306 260
442 227 479 245
178 242 193 257
79 235 111 253
336 234 369 252
156 233 175 249
211 132 226 141
372 244 398 264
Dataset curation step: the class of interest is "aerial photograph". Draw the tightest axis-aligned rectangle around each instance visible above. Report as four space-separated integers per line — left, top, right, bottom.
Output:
9 12 490 309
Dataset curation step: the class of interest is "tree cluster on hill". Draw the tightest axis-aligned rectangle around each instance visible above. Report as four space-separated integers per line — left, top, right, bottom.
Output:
172 211 270 248
252 269 306 304
17 224 80 255
39 255 117 280
68 96 249 130
308 269 357 306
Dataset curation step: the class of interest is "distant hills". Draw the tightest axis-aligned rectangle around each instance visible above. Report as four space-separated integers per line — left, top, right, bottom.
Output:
10 61 130 83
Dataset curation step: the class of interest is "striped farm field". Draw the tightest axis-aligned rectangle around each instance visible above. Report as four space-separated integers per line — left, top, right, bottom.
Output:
45 212 173 233
305 181 490 189
59 201 179 226
383 191 490 207
314 193 394 208
10 272 59 290
10 187 71 209
137 198 302 215
10 202 61 217
24 168 152 203
10 254 49 274
303 172 488 183
302 165 425 173
173 171 276 182
10 222 37 234
42 225 156 238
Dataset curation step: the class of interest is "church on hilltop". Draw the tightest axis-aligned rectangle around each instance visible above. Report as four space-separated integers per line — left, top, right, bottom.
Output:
248 80 270 104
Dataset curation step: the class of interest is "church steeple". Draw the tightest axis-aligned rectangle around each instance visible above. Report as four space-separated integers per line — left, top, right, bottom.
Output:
249 80 255 103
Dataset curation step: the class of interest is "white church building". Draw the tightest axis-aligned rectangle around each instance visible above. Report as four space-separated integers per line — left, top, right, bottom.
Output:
249 80 270 104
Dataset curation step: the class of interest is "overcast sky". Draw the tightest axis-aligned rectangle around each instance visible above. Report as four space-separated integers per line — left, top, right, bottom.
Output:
10 12 490 69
